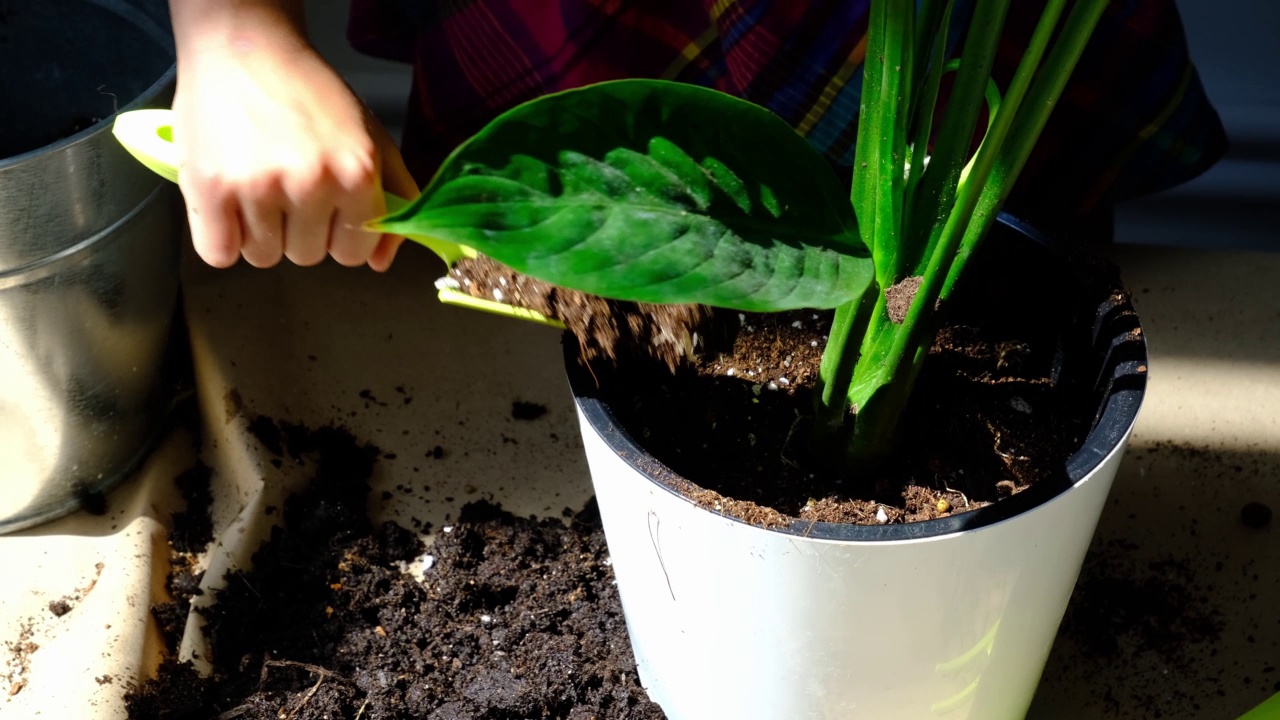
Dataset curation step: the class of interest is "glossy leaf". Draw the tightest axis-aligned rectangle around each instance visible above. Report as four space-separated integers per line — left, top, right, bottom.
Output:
371 79 872 312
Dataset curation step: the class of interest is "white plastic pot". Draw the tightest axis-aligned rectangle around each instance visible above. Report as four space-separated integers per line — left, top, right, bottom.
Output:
566 245 1146 719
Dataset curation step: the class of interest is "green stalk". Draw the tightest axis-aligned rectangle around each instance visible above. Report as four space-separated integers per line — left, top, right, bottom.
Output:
914 0 948 59
859 0 914 276
818 0 1110 466
814 287 880 440
814 0 913 442
845 0 1084 459
904 0 954 224
901 0 1011 272
837 0 1011 459
939 0 1111 301
849 0 891 258
898 0 1071 334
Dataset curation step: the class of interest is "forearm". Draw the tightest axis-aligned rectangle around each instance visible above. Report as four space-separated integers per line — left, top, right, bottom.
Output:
169 0 310 64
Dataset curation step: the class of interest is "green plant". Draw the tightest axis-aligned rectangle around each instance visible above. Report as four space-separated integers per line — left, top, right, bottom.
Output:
1237 690 1280 720
370 0 1109 469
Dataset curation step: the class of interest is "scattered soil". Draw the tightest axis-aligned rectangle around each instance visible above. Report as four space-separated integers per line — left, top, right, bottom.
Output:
152 445 217 653
1061 541 1225 660
510 401 547 421
359 388 390 408
4 561 108 699
126 419 664 720
223 389 245 423
40 562 106 622
1052 538 1227 716
151 560 203 653
169 461 214 555
447 255 718 371
75 487 109 516
3 622 36 698
885 275 923 324
1241 501 1273 530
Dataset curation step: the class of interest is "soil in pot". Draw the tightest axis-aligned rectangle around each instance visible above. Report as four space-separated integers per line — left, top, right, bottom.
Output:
125 416 664 720
449 222 1136 527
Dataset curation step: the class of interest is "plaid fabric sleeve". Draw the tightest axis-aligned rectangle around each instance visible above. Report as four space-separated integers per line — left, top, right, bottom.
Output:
349 0 1226 226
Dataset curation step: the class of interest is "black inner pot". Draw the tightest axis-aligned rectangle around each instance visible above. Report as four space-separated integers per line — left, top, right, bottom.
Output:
0 0 174 160
565 213 1148 542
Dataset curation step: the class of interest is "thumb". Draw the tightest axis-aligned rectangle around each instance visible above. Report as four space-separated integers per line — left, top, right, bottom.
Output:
368 124 418 273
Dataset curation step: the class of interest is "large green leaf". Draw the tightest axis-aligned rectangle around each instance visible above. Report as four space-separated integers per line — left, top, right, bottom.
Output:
370 79 872 312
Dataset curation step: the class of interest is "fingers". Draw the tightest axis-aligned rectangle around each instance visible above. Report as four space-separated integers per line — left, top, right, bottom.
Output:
181 177 243 269
367 131 420 273
280 163 339 267
238 179 286 268
176 119 404 271
367 235 405 273
183 158 393 271
188 160 384 270
328 150 382 268
169 40 409 273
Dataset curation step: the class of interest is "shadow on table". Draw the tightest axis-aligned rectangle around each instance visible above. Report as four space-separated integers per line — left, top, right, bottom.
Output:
1029 441 1279 720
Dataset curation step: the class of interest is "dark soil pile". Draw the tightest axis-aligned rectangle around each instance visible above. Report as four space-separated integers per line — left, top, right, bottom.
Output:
125 418 664 720
169 461 214 555
151 444 217 653
453 226 1131 526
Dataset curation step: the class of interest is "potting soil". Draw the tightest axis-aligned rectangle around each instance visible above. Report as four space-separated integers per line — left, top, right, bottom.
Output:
454 229 1129 527
125 418 665 720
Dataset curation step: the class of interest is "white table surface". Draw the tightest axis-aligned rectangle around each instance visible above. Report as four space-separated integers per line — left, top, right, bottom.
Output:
2 240 1276 719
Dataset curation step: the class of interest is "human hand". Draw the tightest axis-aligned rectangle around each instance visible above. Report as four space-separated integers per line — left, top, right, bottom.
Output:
170 4 418 271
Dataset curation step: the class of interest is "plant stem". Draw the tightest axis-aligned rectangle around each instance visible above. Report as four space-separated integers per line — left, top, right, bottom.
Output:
815 0 913 437
817 0 1111 468
902 0 1011 270
904 0 954 225
940 0 1111 302
895 0 1070 348
844 0 1098 461
814 287 879 446
835 0 1010 460
859 0 914 281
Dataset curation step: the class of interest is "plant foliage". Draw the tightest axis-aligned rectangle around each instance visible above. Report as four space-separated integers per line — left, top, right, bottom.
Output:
370 0 1111 468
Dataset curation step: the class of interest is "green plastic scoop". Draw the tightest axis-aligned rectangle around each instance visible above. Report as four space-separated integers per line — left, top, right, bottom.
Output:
111 108 564 329
1238 690 1280 720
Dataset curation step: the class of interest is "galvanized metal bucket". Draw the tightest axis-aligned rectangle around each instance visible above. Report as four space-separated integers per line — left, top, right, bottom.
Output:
0 1 183 533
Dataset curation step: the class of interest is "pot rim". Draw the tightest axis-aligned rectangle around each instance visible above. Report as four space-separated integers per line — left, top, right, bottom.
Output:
566 214 1147 543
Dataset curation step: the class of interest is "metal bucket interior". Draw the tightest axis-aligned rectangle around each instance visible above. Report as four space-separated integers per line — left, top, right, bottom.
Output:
0 1 174 161
0 0 183 534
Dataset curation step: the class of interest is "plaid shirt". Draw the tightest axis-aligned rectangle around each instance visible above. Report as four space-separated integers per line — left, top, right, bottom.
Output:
349 0 1226 227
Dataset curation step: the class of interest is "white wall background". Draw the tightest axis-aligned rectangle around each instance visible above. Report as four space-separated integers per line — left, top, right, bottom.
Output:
303 0 1280 250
